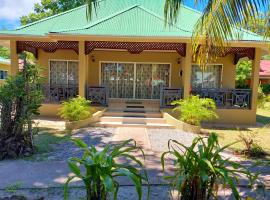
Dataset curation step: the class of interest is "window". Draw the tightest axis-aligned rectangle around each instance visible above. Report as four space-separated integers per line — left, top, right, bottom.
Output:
0 70 8 80
49 60 78 85
191 64 222 88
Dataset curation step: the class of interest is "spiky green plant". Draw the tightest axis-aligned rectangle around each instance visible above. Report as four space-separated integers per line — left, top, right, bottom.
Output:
161 133 256 200
59 96 93 122
172 95 218 126
64 138 149 200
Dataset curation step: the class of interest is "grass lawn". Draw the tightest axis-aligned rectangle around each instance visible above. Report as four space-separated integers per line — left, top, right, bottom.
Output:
33 127 70 154
203 107 270 157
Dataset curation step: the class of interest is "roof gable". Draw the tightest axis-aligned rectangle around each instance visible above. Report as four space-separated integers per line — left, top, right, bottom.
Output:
0 0 264 41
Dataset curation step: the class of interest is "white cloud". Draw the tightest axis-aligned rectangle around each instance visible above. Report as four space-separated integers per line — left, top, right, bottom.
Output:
0 0 41 20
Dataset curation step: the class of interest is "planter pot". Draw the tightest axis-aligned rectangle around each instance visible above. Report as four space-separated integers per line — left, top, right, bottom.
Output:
161 110 201 134
181 121 201 134
65 117 96 130
65 109 106 130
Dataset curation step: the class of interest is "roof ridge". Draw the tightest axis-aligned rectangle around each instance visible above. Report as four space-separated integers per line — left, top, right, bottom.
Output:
137 5 192 33
51 4 140 33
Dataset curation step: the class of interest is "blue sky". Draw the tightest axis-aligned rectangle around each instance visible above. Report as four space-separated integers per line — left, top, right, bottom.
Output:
0 0 204 30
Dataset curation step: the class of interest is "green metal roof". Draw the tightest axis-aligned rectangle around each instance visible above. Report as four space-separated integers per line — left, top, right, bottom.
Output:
0 0 264 41
0 57 10 65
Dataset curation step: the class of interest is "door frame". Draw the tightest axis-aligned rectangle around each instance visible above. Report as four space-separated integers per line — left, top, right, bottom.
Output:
99 61 172 99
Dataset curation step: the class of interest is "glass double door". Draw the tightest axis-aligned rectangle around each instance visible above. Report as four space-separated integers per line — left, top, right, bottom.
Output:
101 62 170 99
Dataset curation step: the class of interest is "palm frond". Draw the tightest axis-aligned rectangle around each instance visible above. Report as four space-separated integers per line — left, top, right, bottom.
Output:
85 0 100 21
165 0 270 65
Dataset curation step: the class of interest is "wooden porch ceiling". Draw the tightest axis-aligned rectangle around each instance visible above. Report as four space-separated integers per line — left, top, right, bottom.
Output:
16 40 255 63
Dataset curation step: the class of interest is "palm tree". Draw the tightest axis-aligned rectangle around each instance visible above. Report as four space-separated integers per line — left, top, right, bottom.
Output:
85 0 269 64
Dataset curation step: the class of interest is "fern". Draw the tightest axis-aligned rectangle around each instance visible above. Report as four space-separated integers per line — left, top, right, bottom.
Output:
59 96 93 122
172 95 218 126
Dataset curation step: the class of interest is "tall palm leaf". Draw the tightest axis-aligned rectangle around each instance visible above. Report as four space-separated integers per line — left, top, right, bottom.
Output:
164 0 270 64
85 0 269 64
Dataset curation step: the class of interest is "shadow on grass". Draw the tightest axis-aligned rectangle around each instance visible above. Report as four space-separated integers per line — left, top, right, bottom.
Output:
256 114 270 125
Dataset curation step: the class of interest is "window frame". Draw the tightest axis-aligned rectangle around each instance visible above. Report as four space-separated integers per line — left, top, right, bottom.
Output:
0 70 8 80
49 59 79 86
191 64 224 89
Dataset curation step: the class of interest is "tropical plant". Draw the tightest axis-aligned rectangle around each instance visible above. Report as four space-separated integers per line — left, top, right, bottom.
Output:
64 138 149 200
261 84 270 94
0 57 44 160
59 96 93 122
161 133 256 200
86 0 269 65
172 95 218 126
257 85 270 109
235 59 252 89
238 131 267 158
0 46 10 59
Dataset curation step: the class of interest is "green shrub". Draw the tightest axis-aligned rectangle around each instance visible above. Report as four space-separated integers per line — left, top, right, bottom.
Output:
261 84 270 94
172 95 218 126
64 139 149 200
257 85 270 109
0 61 43 160
235 59 252 89
59 96 93 122
161 133 255 200
238 131 267 158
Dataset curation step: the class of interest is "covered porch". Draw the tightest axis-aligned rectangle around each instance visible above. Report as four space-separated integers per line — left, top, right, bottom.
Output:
10 39 262 124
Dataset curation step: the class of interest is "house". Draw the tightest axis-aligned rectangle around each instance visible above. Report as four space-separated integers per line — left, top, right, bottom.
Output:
0 56 10 85
260 60 270 84
0 0 266 125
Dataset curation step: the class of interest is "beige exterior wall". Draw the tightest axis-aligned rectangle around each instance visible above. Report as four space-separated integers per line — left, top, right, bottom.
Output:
36 49 236 89
88 50 181 87
35 48 259 125
0 63 10 85
36 49 79 80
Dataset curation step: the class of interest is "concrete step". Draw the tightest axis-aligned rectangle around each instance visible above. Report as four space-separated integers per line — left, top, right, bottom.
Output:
100 116 166 124
96 121 174 129
103 111 163 118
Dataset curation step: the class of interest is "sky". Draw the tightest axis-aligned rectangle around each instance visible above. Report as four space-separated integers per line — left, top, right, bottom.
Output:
0 0 204 30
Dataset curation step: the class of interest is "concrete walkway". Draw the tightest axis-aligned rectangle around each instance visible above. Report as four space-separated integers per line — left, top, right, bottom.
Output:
0 127 269 199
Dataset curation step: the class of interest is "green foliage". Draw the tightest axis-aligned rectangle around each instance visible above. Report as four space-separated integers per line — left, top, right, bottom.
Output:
20 0 85 25
0 59 44 160
64 138 149 200
235 59 252 89
172 95 218 126
0 46 10 59
59 96 93 122
238 131 267 158
161 133 255 200
262 55 270 60
261 84 270 94
4 182 22 193
257 85 270 109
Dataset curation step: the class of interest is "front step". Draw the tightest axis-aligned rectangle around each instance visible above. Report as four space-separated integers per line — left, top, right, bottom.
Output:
96 121 174 129
98 99 173 128
100 116 166 124
103 111 162 118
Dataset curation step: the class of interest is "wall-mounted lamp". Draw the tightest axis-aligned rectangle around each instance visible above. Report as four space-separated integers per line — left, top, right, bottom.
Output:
91 55 95 62
177 57 181 64
179 69 183 77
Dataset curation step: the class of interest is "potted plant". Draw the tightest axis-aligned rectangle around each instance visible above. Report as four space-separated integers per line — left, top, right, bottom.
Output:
171 95 218 133
58 96 95 130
